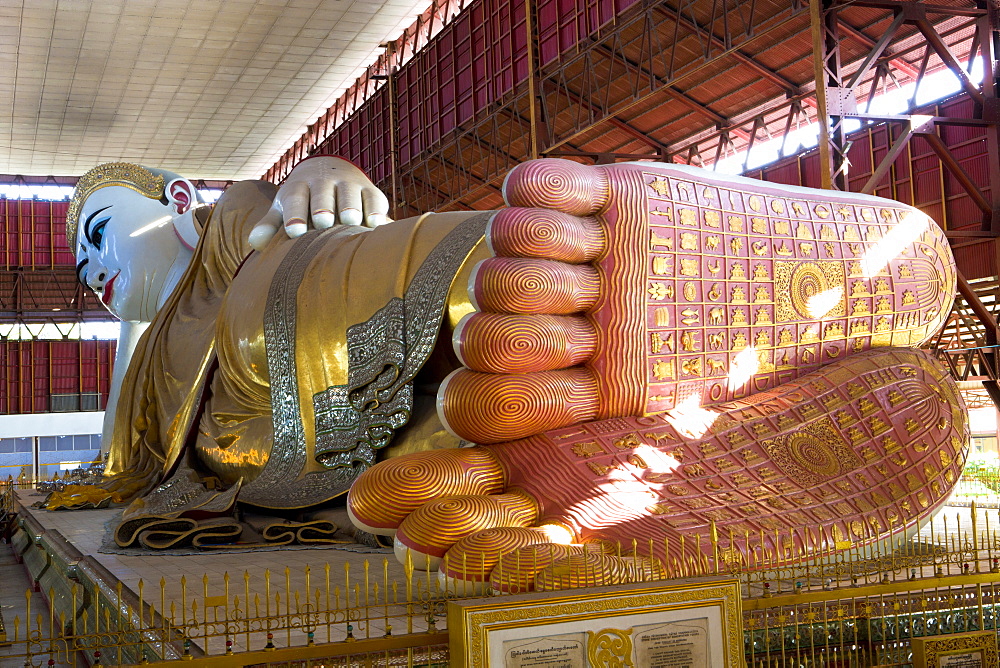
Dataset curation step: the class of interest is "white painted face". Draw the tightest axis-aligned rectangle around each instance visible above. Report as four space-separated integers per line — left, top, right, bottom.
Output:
74 186 187 322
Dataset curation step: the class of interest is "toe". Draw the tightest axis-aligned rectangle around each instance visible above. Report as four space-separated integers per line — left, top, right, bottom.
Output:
438 526 559 595
534 549 666 591
438 367 599 443
470 257 599 314
488 208 605 262
346 447 505 535
503 158 610 215
394 491 539 571
454 313 597 374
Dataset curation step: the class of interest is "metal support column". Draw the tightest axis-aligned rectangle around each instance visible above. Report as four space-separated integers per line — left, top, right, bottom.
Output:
811 0 851 190
524 0 546 159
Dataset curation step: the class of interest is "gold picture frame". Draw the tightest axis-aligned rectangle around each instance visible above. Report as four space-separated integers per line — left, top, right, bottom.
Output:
912 631 999 668
448 578 743 668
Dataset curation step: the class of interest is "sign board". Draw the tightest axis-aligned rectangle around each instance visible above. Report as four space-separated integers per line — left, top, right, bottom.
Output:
912 631 999 668
448 578 742 668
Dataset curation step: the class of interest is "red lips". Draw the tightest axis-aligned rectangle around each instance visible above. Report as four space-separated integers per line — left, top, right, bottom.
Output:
101 273 119 306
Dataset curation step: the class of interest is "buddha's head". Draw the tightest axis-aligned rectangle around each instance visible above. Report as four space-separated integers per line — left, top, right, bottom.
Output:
68 163 203 322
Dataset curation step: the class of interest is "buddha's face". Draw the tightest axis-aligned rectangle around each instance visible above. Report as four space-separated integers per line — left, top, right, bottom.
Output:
74 186 186 322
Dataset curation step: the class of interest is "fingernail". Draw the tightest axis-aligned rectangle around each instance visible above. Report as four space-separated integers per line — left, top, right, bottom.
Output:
285 221 307 237
312 211 335 228
340 208 362 226
367 213 387 227
248 226 275 250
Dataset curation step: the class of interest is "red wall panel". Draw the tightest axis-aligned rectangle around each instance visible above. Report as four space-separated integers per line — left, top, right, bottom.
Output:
1 198 116 414
315 0 639 190
536 0 640 66
0 340 115 414
1 199 74 269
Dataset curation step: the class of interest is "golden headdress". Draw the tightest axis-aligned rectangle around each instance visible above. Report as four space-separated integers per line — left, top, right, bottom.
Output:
66 163 166 249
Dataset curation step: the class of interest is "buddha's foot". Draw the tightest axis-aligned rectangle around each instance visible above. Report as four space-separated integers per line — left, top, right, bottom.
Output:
439 158 956 442
352 348 968 592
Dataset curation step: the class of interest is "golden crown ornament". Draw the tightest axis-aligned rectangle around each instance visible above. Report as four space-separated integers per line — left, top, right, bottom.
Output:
66 163 166 249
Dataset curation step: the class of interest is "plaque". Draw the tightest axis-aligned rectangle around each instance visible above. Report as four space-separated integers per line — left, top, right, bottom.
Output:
912 632 999 668
448 578 742 668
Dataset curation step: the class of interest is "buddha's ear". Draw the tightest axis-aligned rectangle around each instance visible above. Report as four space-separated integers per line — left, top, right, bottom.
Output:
165 178 197 214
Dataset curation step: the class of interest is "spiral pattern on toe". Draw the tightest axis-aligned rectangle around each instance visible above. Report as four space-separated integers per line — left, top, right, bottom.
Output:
503 158 610 216
471 257 600 314
488 208 605 263
490 543 591 593
534 551 667 591
441 527 554 583
455 313 597 373
395 491 539 558
347 448 505 532
439 367 600 443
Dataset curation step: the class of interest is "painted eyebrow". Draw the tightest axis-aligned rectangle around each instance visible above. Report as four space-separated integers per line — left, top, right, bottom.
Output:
83 205 112 245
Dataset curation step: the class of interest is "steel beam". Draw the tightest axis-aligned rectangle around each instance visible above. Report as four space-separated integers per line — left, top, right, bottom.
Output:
835 18 919 79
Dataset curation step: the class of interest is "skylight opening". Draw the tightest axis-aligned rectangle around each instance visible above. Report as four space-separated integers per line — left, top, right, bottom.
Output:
714 58 985 175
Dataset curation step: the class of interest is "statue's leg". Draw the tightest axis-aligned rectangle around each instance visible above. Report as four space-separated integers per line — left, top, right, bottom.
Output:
439 158 956 443
353 348 968 591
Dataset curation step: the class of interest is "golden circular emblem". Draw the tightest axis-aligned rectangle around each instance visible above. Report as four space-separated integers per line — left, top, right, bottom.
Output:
788 262 830 318
787 432 841 477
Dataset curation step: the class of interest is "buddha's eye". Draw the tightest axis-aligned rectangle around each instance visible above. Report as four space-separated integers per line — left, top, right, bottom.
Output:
91 219 109 248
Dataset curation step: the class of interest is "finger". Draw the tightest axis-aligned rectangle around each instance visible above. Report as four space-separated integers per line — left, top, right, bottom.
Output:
335 182 363 226
308 178 336 229
438 367 599 443
503 158 610 215
394 491 538 571
346 447 505 536
249 206 284 248
362 188 390 227
488 208 605 262
454 313 597 374
278 182 309 236
470 257 600 314
248 224 278 251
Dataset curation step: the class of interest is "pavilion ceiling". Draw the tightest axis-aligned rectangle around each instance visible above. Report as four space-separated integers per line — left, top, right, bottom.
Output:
0 0 433 180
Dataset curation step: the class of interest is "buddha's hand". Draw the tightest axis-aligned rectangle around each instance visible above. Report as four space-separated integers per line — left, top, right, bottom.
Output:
438 158 955 443
249 156 391 250
349 348 968 594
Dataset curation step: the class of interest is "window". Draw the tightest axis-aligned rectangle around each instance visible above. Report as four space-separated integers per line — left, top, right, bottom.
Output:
972 435 997 455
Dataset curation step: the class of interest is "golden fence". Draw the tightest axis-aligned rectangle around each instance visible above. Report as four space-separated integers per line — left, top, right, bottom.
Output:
956 467 1000 503
3 476 1000 667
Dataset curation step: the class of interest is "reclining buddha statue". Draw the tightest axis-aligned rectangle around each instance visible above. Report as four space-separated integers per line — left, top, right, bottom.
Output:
58 155 966 590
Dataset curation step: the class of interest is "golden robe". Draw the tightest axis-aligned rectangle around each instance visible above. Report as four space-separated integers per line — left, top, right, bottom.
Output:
106 180 487 509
